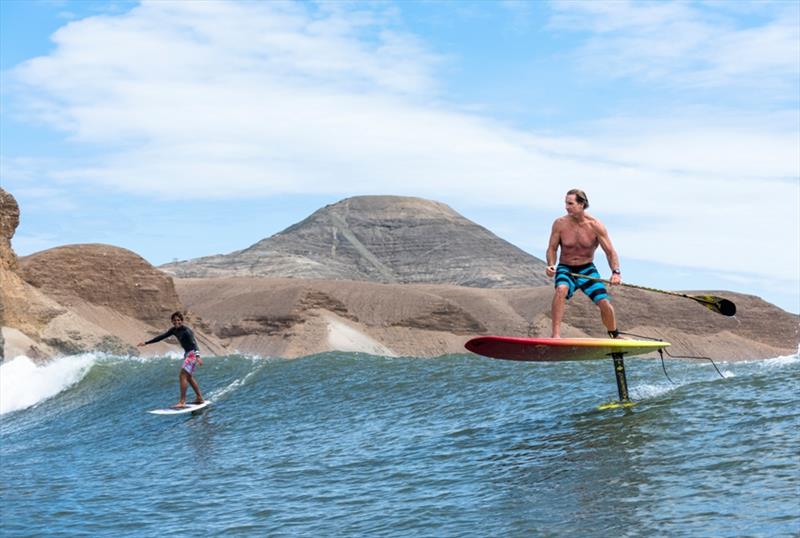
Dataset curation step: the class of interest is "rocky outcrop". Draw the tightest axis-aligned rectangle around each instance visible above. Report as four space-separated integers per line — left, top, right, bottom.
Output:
161 196 551 288
175 277 799 360
0 188 20 272
0 189 16 356
12 244 228 358
1 187 226 360
20 244 183 329
1 188 66 359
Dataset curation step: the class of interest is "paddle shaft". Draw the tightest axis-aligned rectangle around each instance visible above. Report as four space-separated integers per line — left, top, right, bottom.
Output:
567 272 700 300
566 272 736 316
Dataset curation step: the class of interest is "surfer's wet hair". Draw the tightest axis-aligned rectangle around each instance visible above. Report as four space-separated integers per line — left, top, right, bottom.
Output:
171 311 184 322
567 188 589 209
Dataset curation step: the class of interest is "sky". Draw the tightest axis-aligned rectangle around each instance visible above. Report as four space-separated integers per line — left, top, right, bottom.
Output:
1 0 798 314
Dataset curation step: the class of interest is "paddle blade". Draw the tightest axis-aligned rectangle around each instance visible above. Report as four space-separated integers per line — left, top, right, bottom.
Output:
695 295 737 316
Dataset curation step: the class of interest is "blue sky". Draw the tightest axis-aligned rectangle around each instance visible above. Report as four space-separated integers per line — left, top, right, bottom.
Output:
1 0 798 314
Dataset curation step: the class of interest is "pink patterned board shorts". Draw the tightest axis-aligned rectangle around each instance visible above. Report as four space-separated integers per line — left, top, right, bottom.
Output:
182 351 201 375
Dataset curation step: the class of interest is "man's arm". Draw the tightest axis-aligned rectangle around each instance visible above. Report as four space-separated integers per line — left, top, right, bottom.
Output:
594 221 621 284
545 220 561 277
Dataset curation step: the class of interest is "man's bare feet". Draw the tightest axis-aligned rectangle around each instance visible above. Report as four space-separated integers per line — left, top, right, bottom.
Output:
172 402 187 409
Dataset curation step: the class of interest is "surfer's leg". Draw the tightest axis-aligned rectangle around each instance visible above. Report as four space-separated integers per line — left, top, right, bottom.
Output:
597 299 617 336
187 375 204 403
551 285 569 338
175 370 189 407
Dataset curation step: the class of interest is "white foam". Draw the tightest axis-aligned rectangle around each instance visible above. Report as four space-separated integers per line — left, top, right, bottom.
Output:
0 355 97 415
629 383 676 400
761 353 800 368
230 351 277 362
723 352 799 368
209 362 265 402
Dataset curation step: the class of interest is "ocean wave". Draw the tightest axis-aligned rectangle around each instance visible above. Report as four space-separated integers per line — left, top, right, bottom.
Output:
0 354 98 415
0 353 280 417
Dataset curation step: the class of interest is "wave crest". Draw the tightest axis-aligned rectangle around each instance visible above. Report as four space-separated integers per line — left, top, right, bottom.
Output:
0 354 98 415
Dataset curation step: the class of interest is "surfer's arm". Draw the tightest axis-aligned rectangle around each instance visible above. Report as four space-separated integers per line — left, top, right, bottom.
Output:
545 221 560 276
595 222 621 283
139 327 176 346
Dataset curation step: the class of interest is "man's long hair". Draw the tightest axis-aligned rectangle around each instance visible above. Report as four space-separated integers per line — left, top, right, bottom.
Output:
567 188 589 209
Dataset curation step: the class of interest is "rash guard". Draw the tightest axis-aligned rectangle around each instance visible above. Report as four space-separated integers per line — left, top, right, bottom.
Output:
145 325 199 353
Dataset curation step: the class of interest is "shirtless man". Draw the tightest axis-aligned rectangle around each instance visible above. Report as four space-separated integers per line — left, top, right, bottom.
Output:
545 189 621 338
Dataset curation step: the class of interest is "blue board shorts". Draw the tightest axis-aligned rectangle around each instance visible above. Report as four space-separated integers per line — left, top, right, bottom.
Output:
555 262 609 304
182 350 202 375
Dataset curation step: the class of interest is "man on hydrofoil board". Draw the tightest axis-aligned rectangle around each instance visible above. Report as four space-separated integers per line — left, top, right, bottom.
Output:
545 189 621 339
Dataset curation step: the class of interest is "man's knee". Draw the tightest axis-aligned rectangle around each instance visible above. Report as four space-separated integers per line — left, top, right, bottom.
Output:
554 285 570 299
596 298 614 311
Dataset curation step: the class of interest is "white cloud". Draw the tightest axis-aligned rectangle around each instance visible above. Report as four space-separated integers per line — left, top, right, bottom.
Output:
4 1 799 284
549 0 800 92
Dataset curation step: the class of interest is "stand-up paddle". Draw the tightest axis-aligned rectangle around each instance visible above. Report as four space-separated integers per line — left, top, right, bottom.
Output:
569 273 736 316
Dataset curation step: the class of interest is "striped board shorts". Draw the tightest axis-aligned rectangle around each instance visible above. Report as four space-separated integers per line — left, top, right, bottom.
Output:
555 262 609 304
182 350 201 375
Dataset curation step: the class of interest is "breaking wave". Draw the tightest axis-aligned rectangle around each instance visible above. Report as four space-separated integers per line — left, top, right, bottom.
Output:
0 354 99 415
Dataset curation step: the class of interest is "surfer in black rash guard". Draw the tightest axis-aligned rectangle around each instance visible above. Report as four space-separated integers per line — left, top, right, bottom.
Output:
138 311 204 408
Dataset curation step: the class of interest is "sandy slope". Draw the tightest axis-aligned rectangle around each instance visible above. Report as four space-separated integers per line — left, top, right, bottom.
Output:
174 277 798 360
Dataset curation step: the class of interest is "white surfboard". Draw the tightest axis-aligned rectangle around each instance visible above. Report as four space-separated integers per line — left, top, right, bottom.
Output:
148 401 210 415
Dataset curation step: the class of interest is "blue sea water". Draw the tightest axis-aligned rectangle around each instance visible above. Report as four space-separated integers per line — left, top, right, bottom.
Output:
1 350 798 537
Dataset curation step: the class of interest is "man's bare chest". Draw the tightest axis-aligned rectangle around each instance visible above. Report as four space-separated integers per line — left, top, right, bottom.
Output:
560 224 598 249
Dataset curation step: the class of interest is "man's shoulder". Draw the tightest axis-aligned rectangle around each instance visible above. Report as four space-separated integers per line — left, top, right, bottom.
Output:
553 215 571 227
586 214 606 230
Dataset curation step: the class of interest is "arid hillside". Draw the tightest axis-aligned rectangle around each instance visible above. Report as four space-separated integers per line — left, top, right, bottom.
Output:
174 276 798 360
2 187 797 362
